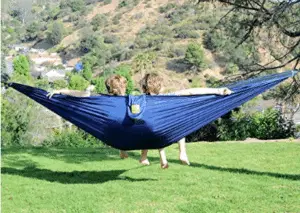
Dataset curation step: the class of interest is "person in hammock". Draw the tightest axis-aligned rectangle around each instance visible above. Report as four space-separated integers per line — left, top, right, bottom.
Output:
47 74 130 159
47 73 232 168
139 73 233 169
47 74 169 167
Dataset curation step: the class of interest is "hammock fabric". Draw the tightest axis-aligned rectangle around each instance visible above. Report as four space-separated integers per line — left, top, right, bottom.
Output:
8 70 298 150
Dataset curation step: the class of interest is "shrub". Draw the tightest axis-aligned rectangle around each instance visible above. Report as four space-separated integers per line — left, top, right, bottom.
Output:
193 22 210 30
112 13 123 25
49 6 61 19
68 74 89 90
110 44 124 61
0 73 57 146
91 14 108 31
79 34 102 53
94 76 107 94
217 108 295 141
134 37 150 49
296 124 300 133
165 45 186 58
76 19 89 29
185 43 207 70
119 49 134 61
173 48 186 57
135 23 174 49
104 0 112 5
69 0 85 12
60 0 69 9
69 13 80 22
159 3 176 13
25 21 42 41
186 123 218 142
1 92 33 146
190 77 204 88
81 53 99 67
51 44 65 53
205 75 221 87
53 79 68 89
217 110 252 141
132 52 157 73
104 34 119 44
174 25 200 39
251 108 295 139
203 31 224 51
225 63 239 74
118 1 128 8
82 62 93 81
79 32 110 67
43 129 104 147
13 55 30 78
115 65 134 94
35 79 50 90
203 29 260 68
47 21 65 45
167 5 195 24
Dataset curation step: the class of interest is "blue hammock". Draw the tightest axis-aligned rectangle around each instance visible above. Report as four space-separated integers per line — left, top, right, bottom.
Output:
8 70 298 150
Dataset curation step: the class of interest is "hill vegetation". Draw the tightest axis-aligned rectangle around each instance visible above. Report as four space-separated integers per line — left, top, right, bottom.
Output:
1 0 299 146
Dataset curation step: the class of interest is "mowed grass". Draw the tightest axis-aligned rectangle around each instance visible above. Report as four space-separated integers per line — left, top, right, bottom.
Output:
2 142 300 213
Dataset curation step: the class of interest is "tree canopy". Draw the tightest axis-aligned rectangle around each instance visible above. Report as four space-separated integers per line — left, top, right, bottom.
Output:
197 0 300 100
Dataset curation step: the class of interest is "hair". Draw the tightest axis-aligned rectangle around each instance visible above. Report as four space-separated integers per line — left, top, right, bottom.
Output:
141 73 163 95
105 74 127 95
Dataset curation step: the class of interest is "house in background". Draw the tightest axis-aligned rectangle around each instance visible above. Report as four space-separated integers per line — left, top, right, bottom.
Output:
42 69 68 82
9 44 29 53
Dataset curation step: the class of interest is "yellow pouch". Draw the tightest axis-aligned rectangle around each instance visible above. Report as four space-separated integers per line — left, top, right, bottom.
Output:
131 104 141 114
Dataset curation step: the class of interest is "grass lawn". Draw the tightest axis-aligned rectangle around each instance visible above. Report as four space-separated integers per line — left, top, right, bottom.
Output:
1 142 300 213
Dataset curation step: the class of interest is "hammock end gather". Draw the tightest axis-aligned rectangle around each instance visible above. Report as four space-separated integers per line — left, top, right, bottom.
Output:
3 82 13 88
291 70 299 77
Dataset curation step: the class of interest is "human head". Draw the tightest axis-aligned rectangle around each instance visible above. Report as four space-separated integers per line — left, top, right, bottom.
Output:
140 73 163 95
105 74 127 95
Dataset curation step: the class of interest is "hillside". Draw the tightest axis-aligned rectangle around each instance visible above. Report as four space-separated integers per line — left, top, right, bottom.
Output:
2 1 299 99
3 0 296 92
56 0 221 90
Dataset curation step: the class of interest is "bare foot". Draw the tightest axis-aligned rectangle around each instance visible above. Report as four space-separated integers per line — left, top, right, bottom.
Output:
139 158 150 166
180 154 190 165
120 151 128 159
161 162 169 169
219 87 233 95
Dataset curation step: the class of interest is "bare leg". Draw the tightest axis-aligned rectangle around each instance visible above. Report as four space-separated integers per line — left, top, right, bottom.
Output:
120 150 128 159
159 148 169 169
139 149 150 165
178 138 190 165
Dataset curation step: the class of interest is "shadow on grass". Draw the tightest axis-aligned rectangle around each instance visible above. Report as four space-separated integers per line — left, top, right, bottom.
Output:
129 153 300 181
2 155 40 168
189 162 300 181
1 166 156 184
2 147 121 164
4 147 299 181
